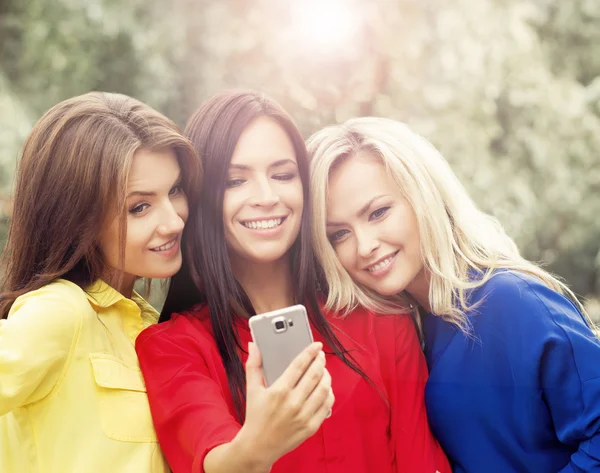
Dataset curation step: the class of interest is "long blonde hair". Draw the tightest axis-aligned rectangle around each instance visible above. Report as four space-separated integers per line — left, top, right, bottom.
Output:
308 117 590 331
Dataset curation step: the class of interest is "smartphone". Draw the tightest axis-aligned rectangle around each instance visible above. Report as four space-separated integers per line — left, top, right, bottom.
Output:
249 304 314 387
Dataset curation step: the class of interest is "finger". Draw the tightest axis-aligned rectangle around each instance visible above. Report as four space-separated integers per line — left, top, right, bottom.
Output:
316 389 335 422
245 342 265 391
298 365 332 418
325 387 334 418
293 351 326 401
304 393 334 436
275 342 323 389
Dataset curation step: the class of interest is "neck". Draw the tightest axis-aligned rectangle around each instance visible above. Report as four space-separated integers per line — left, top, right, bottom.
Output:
231 256 295 314
103 270 135 299
405 268 431 313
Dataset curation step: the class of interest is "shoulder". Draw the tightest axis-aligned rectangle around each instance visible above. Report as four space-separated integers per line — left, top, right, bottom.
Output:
334 304 415 329
136 303 213 351
473 270 572 311
9 279 89 322
11 279 89 310
472 270 539 301
469 270 587 335
325 304 418 349
5 279 87 341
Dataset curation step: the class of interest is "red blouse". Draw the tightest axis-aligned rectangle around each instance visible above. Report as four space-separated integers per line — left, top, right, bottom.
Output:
136 304 450 473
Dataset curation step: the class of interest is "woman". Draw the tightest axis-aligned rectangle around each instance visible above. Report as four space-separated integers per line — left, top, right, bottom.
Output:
308 116 600 473
0 92 201 473
135 90 450 473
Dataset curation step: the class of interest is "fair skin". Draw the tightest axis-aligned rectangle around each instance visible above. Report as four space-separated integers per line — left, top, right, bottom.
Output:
98 147 188 297
222 116 304 313
326 152 430 310
204 117 334 473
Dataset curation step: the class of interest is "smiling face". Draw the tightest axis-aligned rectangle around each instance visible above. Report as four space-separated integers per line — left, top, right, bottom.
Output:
326 152 425 298
223 116 304 267
98 147 188 293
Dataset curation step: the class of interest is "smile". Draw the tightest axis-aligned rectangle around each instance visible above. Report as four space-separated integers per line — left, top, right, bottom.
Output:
241 217 286 230
150 238 177 252
366 251 399 273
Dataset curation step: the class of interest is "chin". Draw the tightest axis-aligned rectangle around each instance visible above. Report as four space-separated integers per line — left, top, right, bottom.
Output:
359 278 404 297
251 253 287 264
373 285 403 297
149 265 183 279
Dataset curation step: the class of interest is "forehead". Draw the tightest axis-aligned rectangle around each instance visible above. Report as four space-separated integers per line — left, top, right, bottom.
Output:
127 147 180 189
326 154 396 217
230 116 297 166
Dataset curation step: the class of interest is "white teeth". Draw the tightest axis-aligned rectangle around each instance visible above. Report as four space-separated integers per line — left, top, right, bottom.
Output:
153 240 176 251
368 256 393 272
243 218 283 230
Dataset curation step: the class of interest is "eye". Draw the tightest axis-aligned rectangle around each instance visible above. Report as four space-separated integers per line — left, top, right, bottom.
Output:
273 172 296 181
369 206 390 221
169 185 183 196
129 203 150 215
226 178 246 188
328 229 350 243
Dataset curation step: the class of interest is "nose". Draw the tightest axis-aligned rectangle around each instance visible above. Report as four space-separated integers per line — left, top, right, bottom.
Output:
250 177 280 207
356 228 380 258
156 202 185 236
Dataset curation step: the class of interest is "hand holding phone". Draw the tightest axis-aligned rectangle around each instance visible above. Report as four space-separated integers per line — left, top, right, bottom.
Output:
237 339 334 469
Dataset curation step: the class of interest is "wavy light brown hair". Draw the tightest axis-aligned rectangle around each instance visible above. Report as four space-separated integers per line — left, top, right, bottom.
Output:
0 92 201 318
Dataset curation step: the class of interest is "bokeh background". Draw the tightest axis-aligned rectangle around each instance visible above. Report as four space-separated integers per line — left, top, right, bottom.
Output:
1 0 599 317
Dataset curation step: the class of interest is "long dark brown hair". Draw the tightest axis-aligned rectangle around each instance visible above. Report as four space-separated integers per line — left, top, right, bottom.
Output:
162 90 368 421
0 92 201 319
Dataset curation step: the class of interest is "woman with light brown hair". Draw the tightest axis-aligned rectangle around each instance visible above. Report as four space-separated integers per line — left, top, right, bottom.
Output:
0 91 202 473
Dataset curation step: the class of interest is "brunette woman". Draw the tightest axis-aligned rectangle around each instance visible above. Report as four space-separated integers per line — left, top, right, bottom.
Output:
136 91 450 473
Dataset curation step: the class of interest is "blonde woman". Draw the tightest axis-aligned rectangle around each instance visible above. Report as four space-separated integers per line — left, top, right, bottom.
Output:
0 92 201 473
308 116 600 473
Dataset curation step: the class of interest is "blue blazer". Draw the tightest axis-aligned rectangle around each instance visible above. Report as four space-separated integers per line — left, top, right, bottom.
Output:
424 270 600 472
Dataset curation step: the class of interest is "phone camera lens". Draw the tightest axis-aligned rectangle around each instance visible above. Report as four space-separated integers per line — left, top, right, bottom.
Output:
274 320 285 330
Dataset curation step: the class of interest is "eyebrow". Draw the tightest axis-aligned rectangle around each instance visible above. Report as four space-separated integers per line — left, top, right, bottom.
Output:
326 195 389 227
228 158 298 172
126 173 182 199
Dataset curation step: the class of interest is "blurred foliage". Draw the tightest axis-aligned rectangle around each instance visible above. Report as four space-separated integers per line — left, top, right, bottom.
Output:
0 0 599 316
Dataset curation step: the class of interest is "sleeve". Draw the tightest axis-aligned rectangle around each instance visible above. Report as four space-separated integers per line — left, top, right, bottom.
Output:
390 315 451 473
0 289 80 414
527 282 600 472
136 325 242 473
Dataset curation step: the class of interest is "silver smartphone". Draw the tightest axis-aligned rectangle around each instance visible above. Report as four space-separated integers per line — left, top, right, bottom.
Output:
249 304 314 387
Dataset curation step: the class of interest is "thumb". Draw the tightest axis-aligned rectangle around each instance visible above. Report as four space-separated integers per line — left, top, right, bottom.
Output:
245 342 264 391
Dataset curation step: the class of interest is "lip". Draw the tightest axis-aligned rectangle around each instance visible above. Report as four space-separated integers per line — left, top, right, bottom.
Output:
149 235 181 257
363 250 399 278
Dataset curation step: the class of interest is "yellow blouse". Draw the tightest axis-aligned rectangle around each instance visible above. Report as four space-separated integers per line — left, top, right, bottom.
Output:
0 279 169 473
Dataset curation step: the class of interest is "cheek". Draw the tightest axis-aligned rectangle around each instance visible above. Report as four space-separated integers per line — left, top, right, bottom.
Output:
395 202 418 236
222 191 242 225
334 243 356 272
221 196 240 247
123 220 149 253
286 181 304 210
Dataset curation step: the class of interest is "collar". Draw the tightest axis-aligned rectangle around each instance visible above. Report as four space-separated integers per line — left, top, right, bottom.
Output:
84 279 124 308
84 279 159 324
